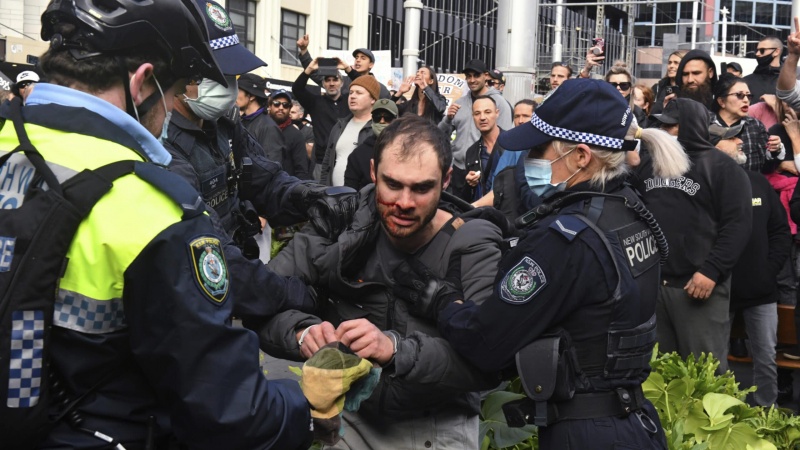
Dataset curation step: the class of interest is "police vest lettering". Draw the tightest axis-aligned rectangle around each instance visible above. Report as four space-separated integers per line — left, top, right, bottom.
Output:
643 176 700 195
0 154 36 209
616 221 659 278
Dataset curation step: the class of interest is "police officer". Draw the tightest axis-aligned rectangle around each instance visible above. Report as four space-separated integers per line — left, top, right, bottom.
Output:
395 79 691 449
0 1 313 447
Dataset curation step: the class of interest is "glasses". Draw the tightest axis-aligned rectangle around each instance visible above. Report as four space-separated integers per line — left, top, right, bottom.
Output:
726 92 753 101
756 47 778 54
371 112 396 123
608 81 631 91
271 100 292 109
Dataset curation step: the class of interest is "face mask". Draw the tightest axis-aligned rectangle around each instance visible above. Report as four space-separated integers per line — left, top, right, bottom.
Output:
152 75 171 144
184 75 238 121
524 158 557 198
372 122 389 136
756 53 774 67
523 148 581 198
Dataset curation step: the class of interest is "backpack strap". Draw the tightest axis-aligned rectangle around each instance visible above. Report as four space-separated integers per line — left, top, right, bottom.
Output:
4 97 61 195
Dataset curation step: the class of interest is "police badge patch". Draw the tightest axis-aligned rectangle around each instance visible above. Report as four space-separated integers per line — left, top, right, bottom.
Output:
500 256 547 304
189 237 229 305
205 2 233 31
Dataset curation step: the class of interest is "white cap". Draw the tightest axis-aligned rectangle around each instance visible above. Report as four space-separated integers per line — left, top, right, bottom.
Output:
16 71 39 84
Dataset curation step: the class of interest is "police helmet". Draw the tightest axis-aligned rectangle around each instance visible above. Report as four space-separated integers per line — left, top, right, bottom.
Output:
40 0 225 86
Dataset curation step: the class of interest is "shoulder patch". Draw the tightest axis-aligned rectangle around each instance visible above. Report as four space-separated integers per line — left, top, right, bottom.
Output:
189 236 229 305
548 215 588 242
500 256 547 305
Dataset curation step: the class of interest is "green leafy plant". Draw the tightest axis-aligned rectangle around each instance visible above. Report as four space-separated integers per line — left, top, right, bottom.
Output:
644 345 799 450
479 347 800 450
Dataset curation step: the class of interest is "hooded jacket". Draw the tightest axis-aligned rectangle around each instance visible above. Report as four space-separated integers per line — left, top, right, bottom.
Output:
744 64 781 103
676 49 718 110
633 98 752 285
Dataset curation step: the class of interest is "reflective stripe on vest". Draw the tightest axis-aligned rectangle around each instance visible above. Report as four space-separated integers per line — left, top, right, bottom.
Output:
0 122 184 333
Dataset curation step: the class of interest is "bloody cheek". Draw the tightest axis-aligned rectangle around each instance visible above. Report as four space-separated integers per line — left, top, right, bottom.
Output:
376 193 397 208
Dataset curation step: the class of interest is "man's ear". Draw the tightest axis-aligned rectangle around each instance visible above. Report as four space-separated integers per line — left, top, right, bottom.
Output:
370 159 377 184
442 166 453 190
130 63 154 106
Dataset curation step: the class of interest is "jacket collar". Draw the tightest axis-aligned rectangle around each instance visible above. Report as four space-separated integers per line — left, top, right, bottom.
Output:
24 83 171 165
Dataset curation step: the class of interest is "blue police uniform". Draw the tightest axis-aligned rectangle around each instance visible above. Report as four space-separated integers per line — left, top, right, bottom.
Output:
439 178 667 449
164 110 316 321
0 83 312 449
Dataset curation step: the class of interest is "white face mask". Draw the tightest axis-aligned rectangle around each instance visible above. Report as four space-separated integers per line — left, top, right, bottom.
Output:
152 75 171 144
184 75 238 121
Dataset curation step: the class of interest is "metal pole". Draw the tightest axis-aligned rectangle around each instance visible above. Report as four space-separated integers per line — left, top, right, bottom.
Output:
793 0 800 31
402 0 423 79
553 0 564 62
596 4 605 39
495 0 537 103
691 1 698 49
721 8 728 56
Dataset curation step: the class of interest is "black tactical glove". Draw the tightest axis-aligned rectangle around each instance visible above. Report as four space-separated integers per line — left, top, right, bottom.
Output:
392 257 463 321
291 184 358 240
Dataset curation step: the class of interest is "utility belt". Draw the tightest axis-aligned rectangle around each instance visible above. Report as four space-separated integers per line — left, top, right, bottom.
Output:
503 326 653 427
503 385 646 427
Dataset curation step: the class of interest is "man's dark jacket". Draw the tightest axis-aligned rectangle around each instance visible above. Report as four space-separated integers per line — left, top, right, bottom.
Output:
730 170 790 310
744 65 781 104
292 71 351 165
633 98 752 285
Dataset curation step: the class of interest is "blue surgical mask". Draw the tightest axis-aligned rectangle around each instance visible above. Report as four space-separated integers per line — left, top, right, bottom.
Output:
523 148 582 198
524 158 557 198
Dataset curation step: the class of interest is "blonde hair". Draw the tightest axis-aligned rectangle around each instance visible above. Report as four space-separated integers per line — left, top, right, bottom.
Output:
551 117 690 189
625 119 690 179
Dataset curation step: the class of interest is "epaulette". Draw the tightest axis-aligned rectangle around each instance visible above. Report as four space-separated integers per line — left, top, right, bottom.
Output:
548 214 589 242
134 162 205 220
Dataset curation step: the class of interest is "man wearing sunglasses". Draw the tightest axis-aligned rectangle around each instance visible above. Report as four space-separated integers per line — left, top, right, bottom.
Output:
744 36 783 103
268 90 311 179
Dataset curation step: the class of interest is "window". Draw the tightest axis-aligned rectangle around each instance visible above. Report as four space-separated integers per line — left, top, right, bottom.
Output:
328 22 349 50
735 1 753 22
228 0 256 52
754 2 774 25
280 9 306 65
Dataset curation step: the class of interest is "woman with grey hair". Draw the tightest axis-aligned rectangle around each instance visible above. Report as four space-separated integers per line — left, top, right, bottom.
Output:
394 79 688 450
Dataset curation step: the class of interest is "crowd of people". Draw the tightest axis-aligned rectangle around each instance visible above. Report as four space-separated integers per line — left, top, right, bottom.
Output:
6 0 800 449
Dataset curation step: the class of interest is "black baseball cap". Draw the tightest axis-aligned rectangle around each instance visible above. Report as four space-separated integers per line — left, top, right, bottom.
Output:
726 62 743 74
194 0 265 75
352 48 375 62
489 69 505 82
270 89 293 102
238 73 268 99
462 59 488 75
498 79 636 152
652 100 680 125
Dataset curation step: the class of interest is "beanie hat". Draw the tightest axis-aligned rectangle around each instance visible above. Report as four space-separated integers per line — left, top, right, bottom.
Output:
351 75 380 101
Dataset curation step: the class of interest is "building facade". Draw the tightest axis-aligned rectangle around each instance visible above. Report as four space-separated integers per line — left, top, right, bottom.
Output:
634 0 792 59
0 0 370 84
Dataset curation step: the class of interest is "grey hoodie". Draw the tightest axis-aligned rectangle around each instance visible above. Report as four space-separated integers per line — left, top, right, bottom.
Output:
438 88 513 168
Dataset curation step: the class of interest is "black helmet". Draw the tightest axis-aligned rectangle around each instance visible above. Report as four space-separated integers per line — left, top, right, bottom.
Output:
41 0 225 85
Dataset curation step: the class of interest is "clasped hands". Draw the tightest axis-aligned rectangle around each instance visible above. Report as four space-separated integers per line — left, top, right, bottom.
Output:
297 320 395 366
